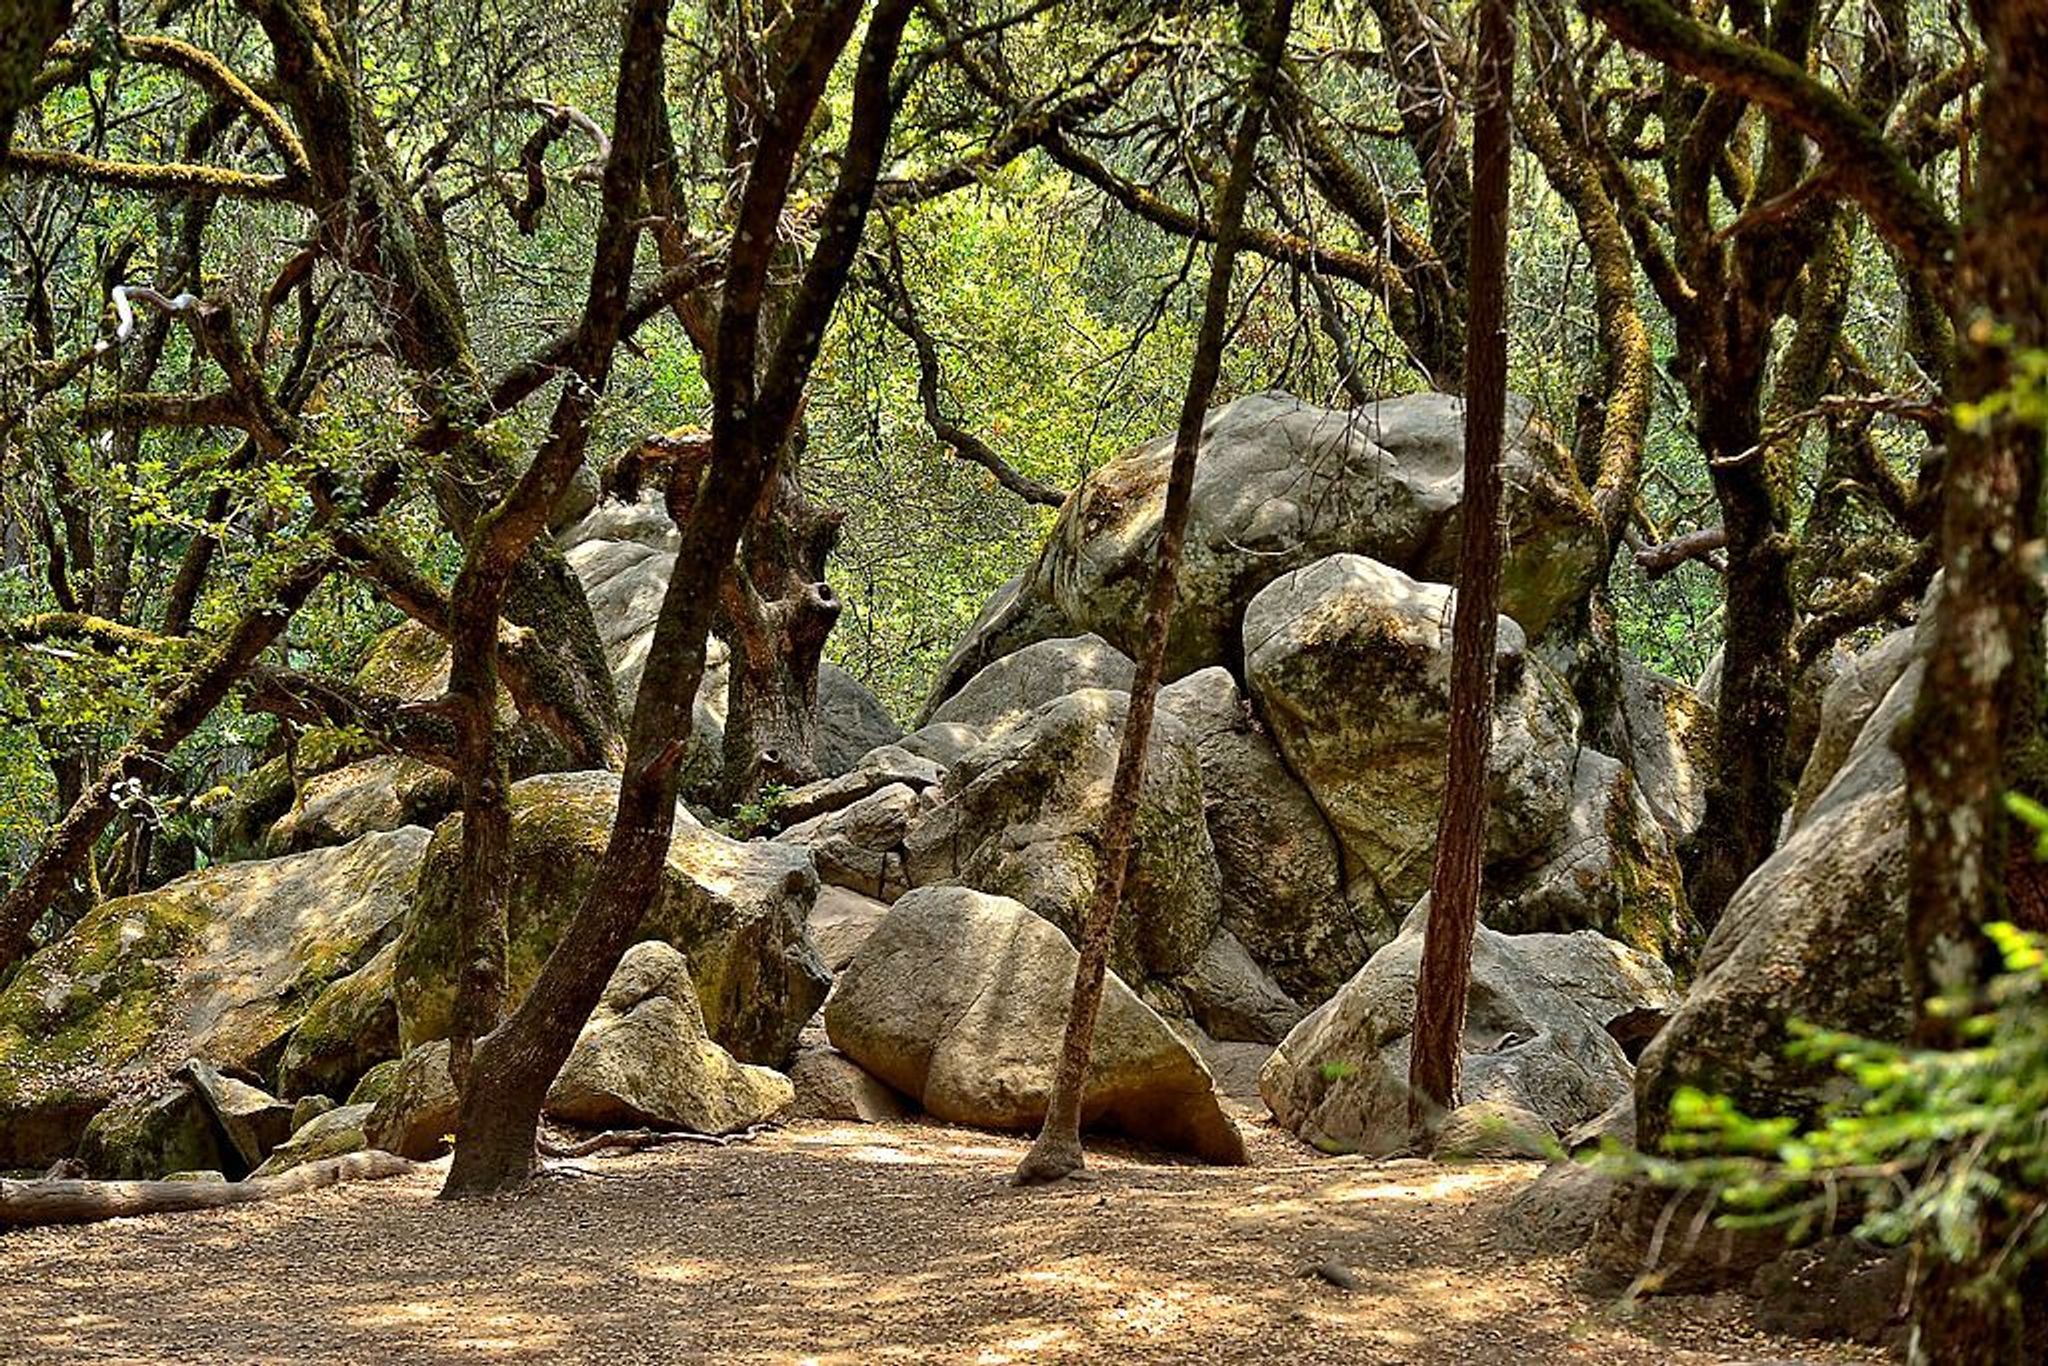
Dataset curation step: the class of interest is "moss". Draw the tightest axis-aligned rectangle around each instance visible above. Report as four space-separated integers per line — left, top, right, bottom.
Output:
355 620 451 701
277 942 399 1100
346 1059 402 1107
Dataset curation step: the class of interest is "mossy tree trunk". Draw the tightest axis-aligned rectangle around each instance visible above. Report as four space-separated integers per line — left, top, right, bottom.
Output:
1900 7 2047 1358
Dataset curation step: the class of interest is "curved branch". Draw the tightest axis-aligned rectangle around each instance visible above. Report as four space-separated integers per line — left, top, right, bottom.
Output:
1579 0 1953 285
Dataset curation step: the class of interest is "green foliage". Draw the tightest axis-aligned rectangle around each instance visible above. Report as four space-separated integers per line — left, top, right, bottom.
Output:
1633 917 2048 1322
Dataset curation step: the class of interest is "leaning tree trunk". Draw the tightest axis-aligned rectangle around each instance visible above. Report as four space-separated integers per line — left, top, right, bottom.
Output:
1899 8 2048 1360
721 463 845 802
1405 0 1513 1135
1013 0 1295 1186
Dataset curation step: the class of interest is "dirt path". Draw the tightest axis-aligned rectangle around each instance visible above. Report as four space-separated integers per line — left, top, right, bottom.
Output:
0 1120 1880 1366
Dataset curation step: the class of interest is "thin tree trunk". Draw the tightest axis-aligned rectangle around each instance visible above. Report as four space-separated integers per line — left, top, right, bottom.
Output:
1899 8 2047 1359
1405 0 1514 1135
442 0 670 1087
1012 0 1295 1187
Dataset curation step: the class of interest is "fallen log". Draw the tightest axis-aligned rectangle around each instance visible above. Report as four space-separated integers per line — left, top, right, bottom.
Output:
0 1150 416 1228
538 1122 778 1158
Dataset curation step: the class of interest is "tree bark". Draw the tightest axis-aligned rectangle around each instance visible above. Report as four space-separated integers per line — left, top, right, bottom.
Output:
1013 0 1295 1186
0 0 70 161
1899 10 2047 1356
1405 0 1513 1135
442 0 916 1198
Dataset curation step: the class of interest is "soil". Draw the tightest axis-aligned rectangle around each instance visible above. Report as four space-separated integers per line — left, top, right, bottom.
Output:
0 1116 1886 1366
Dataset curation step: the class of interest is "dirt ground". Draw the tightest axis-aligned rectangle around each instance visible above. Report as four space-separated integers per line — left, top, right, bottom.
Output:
0 1117 1888 1366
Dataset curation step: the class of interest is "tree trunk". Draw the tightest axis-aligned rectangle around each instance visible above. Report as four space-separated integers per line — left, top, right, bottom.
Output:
1405 0 1513 1136
0 1152 414 1228
0 0 69 160
442 0 913 1197
1898 9 2047 1357
720 464 845 802
1013 0 1295 1186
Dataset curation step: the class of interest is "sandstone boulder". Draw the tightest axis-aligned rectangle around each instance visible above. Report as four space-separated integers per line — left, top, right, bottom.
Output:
1260 919 1677 1156
775 783 920 900
250 1101 372 1177
0 826 428 1168
76 1084 225 1181
276 940 399 1101
786 1042 911 1123
546 942 794 1133
807 886 892 974
824 887 1246 1163
395 771 828 1066
903 689 1220 982
1172 929 1305 1044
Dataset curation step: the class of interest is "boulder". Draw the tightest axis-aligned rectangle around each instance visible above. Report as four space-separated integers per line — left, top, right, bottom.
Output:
347 1059 401 1108
1243 554 1579 917
1172 929 1305 1044
265 755 459 856
926 634 1135 737
253 1101 373 1177
917 571 1075 724
546 942 794 1134
1785 626 1917 835
364 1041 458 1161
1260 919 1678 1156
180 1059 293 1170
807 886 892 975
1614 655 1712 842
1485 748 1695 965
0 826 429 1168
291 1094 336 1131
1159 667 1373 999
786 1045 910 1123
1431 1100 1558 1160
276 940 399 1101
1497 1162 1620 1255
966 391 1600 683
902 689 1221 981
894 721 985 769
76 1084 225 1181
769 745 944 828
824 887 1246 1163
395 771 828 1066
817 662 906 777
775 783 920 900
1627 656 1921 1157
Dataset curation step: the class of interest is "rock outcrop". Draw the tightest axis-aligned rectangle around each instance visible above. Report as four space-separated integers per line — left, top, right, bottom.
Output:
932 392 1603 691
0 827 428 1169
546 942 794 1134
903 690 1220 986
1260 918 1678 1156
395 770 828 1067
825 887 1246 1163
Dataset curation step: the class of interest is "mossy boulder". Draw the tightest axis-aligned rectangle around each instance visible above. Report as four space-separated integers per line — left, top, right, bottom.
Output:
0 826 429 1168
364 1040 458 1160
394 770 828 1066
76 1084 225 1180
251 1101 373 1177
347 1058 402 1108
276 941 400 1101
1244 554 1580 916
902 689 1221 983
546 941 795 1134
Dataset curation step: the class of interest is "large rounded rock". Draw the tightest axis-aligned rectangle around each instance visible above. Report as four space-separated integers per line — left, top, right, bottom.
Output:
1260 919 1678 1156
363 1040 458 1161
1244 554 1579 917
1785 625 1916 835
926 634 1134 738
903 689 1220 981
1159 667 1371 999
824 887 1246 1163
76 1084 225 1181
817 662 906 777
395 771 828 1067
546 942 794 1134
0 827 428 1169
991 391 1600 682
